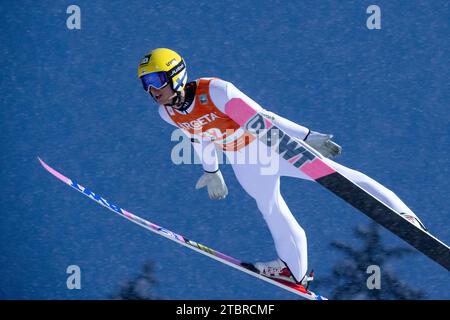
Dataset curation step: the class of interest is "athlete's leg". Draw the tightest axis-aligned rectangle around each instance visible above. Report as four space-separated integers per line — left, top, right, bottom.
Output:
322 158 418 217
280 152 425 228
231 162 308 281
278 149 417 216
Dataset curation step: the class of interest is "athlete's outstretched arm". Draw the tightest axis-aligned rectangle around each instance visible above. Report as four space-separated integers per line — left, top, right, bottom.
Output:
219 80 342 158
190 138 219 173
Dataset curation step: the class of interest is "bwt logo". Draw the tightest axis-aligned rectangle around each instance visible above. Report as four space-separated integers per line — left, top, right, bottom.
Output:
245 114 267 134
245 114 316 168
70 180 123 214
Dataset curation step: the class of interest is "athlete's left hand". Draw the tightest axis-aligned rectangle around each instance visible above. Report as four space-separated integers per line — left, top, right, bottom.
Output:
195 170 228 200
305 131 342 158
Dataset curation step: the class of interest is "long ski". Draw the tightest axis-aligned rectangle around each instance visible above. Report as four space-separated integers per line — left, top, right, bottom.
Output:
38 157 326 300
225 98 450 272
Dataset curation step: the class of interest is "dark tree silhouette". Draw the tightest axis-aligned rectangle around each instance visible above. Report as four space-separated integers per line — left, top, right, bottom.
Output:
112 262 159 300
316 222 425 300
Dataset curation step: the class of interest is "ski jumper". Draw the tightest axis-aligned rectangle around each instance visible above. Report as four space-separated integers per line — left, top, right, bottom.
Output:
158 78 418 281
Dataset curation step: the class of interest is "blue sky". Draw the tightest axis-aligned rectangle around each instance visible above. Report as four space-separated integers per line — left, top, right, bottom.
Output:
1 0 449 299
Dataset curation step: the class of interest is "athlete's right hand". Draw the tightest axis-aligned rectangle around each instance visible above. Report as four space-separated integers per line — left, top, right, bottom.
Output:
195 170 228 200
304 131 342 158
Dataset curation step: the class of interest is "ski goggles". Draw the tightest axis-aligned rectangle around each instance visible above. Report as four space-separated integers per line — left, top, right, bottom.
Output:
140 72 169 92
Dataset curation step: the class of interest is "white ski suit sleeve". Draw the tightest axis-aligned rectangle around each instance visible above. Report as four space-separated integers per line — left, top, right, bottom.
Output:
209 80 311 141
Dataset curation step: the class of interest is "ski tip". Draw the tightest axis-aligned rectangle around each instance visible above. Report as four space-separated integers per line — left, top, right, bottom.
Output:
36 157 71 183
37 156 50 170
37 156 51 173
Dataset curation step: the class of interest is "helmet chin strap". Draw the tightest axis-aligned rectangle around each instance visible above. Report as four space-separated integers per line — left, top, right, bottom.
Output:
163 91 185 108
168 91 183 107
148 88 183 108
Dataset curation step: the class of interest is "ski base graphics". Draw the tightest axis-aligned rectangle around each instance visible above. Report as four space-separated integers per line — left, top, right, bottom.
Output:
38 157 326 300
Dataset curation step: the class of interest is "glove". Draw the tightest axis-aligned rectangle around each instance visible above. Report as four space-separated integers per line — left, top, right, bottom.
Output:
304 131 342 158
195 170 228 200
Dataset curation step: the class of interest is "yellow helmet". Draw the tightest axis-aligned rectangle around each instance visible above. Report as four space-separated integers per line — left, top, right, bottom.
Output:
137 48 188 92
